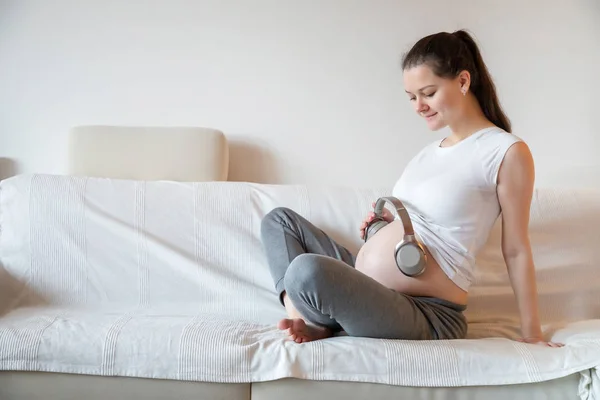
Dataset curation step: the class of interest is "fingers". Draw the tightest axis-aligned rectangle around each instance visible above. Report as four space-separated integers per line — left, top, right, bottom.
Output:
359 212 377 239
548 342 564 348
516 338 565 348
359 221 367 237
535 341 564 347
539 340 564 347
541 342 560 347
360 213 375 229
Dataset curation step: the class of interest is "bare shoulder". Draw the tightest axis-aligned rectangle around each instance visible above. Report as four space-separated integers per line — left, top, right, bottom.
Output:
497 139 534 185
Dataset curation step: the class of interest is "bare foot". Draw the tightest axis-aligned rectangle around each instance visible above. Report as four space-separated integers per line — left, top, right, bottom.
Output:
278 318 333 343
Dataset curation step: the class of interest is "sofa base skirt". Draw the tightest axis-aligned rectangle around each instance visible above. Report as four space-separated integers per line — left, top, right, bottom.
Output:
0 371 250 400
0 371 582 400
253 375 582 400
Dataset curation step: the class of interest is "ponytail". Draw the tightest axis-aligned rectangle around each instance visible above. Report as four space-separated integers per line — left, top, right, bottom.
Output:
452 30 511 133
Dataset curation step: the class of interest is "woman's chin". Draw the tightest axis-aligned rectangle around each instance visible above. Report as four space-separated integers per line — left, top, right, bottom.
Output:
426 122 446 131
424 115 445 131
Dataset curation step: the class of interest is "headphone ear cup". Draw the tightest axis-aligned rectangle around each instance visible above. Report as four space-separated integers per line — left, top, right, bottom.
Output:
364 219 388 242
395 242 426 276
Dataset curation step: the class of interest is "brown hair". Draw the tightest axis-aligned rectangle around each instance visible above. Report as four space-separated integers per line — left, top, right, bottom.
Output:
401 30 511 133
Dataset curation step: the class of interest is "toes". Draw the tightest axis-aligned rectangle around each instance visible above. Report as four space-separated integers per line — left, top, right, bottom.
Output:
279 318 320 344
290 318 307 332
277 319 293 330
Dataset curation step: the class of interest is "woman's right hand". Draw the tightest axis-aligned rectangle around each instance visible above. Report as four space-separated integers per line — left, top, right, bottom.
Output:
359 202 395 240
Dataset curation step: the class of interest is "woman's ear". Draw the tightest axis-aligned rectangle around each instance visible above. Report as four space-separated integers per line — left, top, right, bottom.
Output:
458 70 471 95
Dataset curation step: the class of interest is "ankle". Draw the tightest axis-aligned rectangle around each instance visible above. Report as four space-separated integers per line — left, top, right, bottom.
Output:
282 292 304 320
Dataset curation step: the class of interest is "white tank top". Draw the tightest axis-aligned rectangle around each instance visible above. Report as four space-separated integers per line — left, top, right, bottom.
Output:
392 127 523 292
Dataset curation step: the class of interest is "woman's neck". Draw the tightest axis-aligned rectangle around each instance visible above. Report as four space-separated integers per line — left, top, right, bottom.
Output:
447 96 495 141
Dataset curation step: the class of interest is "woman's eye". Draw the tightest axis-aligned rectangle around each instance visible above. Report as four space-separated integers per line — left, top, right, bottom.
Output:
425 92 436 97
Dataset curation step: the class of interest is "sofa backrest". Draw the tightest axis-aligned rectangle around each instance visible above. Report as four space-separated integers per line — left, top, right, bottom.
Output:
1 174 598 333
468 186 600 337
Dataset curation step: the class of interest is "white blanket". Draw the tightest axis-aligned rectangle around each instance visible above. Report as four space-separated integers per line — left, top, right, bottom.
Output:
1 174 599 396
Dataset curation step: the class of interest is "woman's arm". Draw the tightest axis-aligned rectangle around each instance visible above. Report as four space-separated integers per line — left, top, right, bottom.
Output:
496 141 563 347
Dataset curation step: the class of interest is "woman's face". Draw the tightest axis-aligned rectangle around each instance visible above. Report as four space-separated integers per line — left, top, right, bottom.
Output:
403 64 466 131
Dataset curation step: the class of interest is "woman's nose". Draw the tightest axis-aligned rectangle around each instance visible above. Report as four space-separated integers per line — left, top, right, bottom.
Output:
415 99 428 114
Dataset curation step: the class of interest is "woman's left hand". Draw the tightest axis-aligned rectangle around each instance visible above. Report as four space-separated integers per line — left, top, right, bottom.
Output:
516 337 565 348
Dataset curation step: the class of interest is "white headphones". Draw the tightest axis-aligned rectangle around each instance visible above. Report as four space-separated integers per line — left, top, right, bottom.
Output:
363 196 427 277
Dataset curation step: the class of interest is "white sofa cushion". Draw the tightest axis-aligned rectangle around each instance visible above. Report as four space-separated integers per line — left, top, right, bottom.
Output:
0 174 599 395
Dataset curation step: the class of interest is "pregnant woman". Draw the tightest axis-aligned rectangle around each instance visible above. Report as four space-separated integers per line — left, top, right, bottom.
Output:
260 29 563 347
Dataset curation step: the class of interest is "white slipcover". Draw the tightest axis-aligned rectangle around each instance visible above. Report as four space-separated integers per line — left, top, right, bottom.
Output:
0 174 598 397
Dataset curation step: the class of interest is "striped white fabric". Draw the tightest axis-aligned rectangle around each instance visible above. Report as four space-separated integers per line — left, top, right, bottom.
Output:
0 174 599 396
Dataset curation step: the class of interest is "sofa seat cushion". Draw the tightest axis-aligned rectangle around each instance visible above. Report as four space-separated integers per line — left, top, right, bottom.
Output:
1 306 599 389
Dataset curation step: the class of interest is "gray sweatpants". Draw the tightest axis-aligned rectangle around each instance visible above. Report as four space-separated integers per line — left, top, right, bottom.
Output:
260 207 468 340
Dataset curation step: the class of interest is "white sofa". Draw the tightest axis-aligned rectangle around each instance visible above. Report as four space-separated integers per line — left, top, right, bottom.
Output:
1 173 600 400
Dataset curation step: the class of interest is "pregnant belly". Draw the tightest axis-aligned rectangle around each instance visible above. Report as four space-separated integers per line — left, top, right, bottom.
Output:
355 220 468 305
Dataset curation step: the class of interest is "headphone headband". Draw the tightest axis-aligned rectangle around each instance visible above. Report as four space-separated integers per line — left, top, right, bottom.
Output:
374 196 415 236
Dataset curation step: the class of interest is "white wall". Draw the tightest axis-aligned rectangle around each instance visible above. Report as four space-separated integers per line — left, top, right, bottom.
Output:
1 0 599 189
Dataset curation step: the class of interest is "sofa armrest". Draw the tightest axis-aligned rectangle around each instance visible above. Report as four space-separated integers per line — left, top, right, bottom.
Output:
68 125 229 182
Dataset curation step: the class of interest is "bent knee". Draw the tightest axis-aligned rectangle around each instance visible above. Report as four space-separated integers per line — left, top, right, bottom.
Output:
261 207 295 233
284 254 334 294
267 206 297 219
